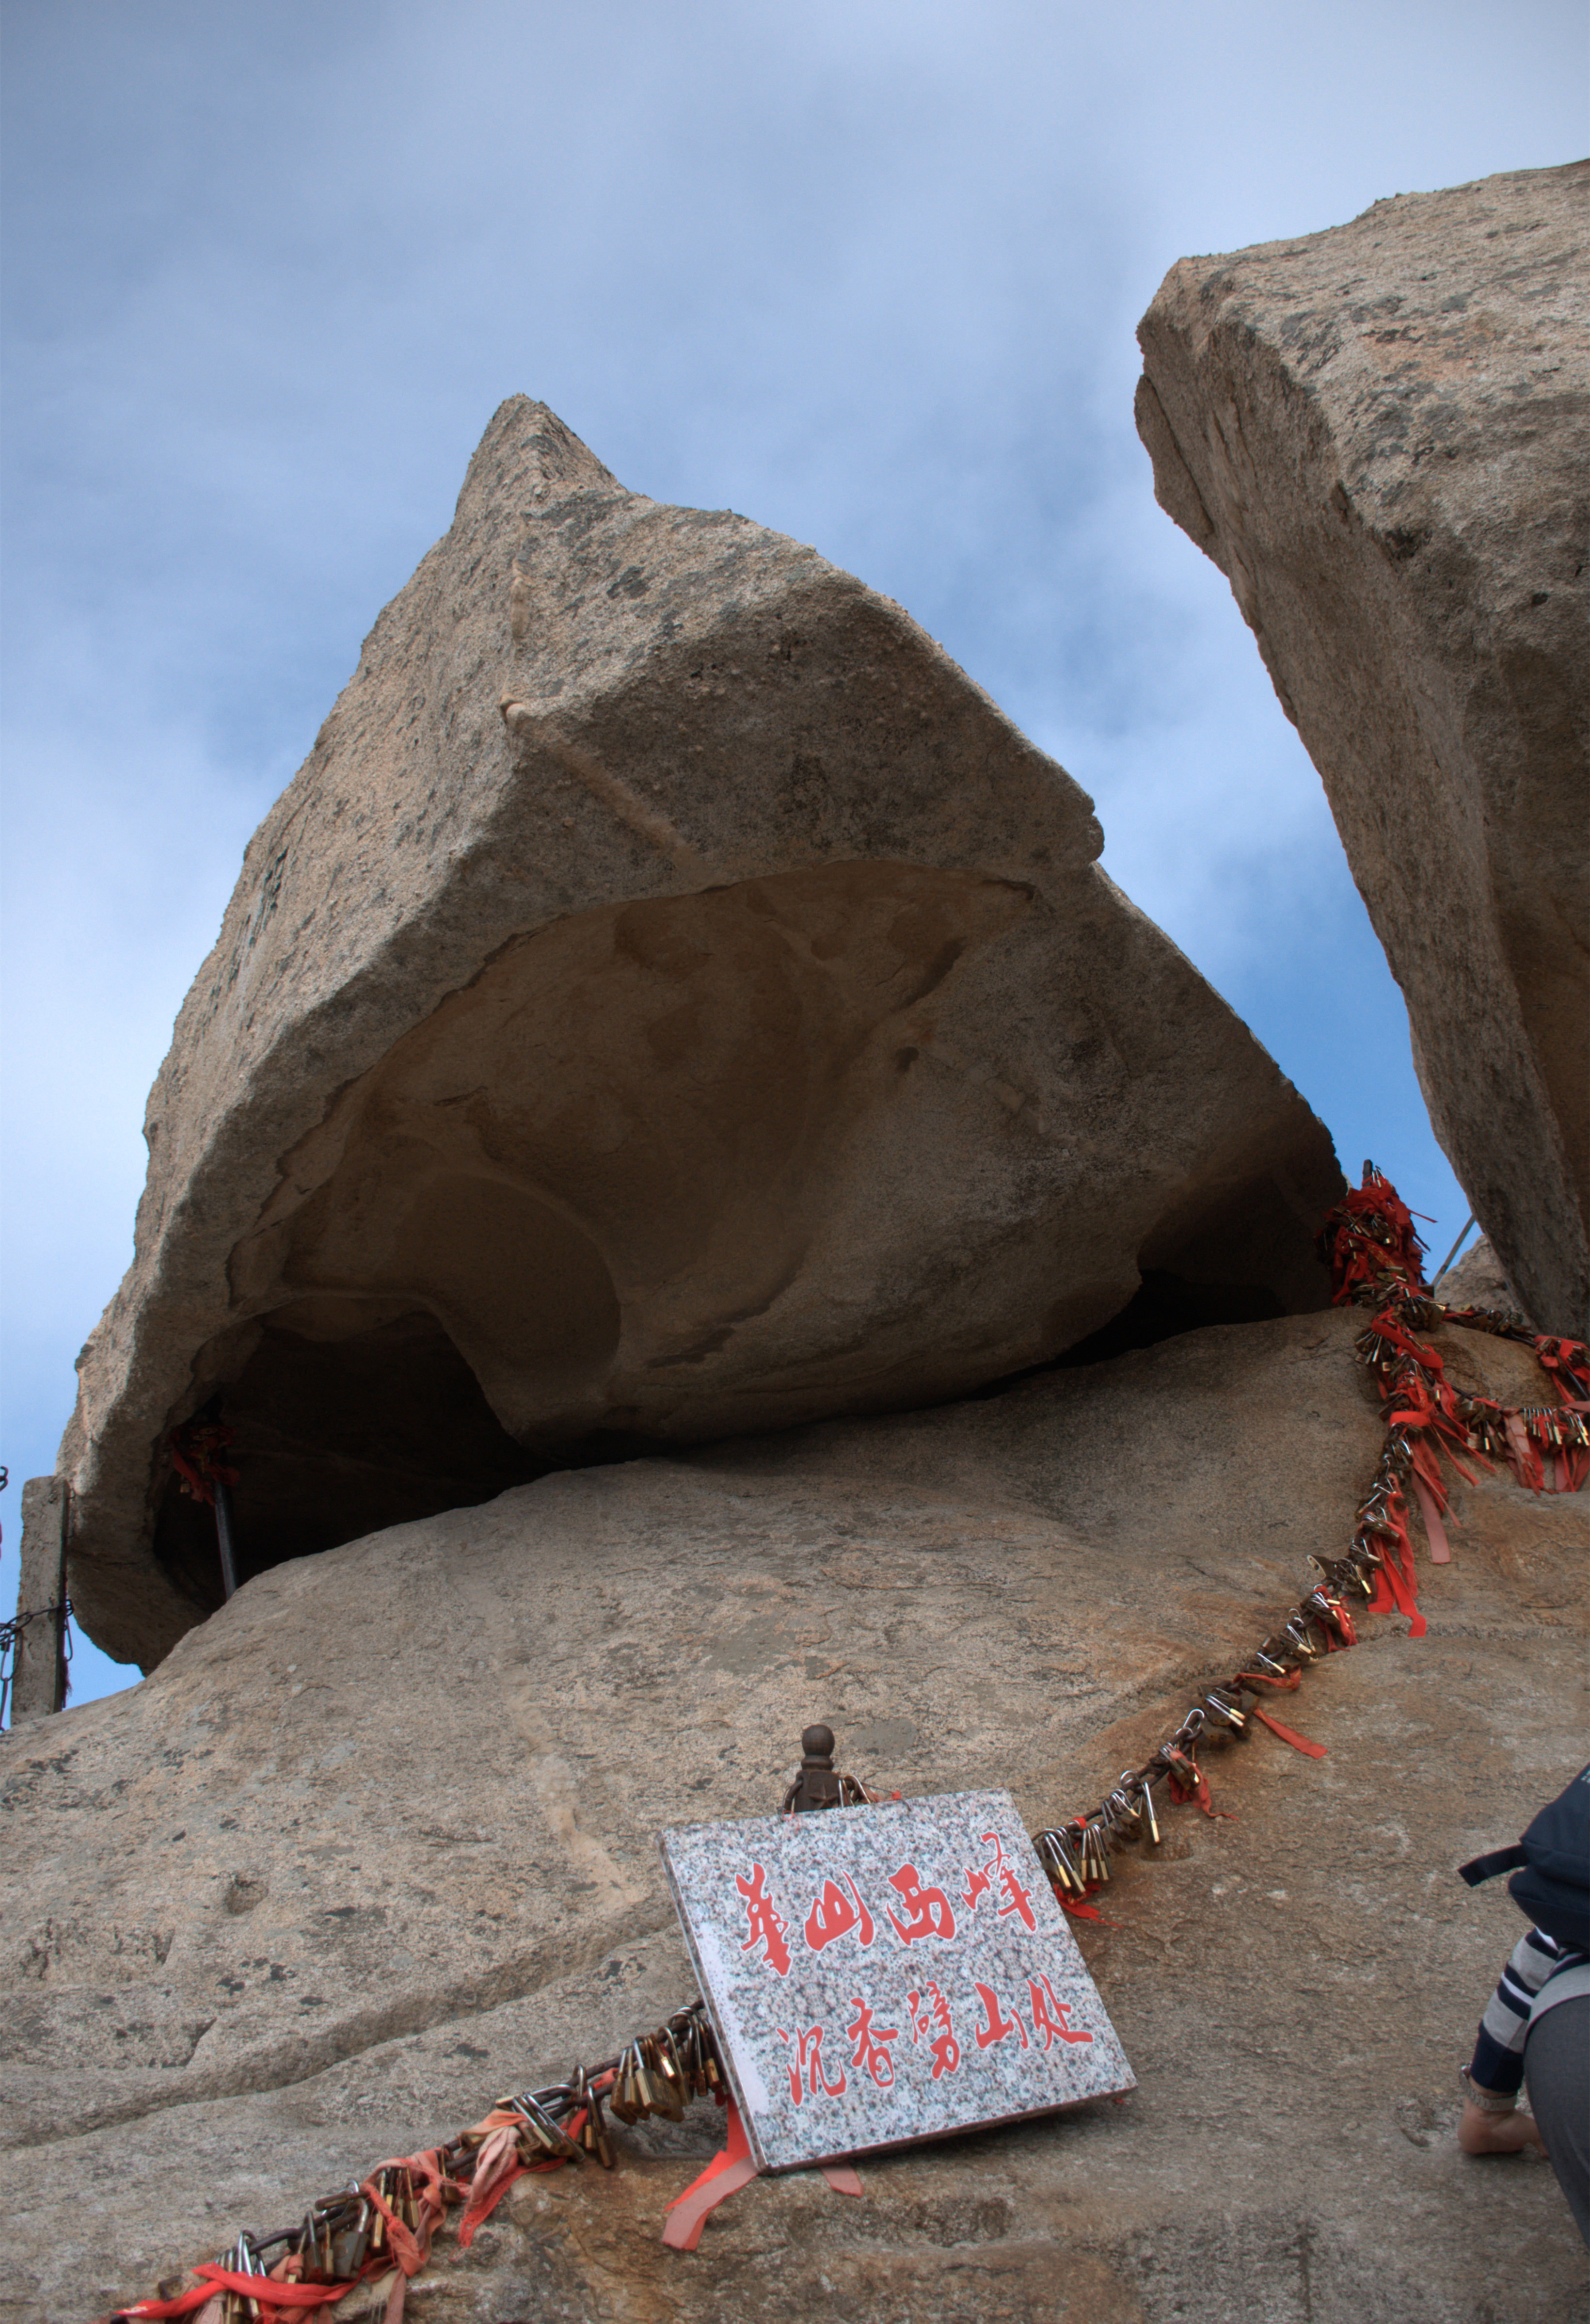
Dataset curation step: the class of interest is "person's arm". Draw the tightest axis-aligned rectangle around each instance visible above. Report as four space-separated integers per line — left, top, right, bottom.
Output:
1459 1927 1565 2153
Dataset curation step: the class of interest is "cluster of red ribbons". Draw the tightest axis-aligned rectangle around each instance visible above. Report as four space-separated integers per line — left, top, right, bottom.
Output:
1326 1167 1590 1641
1316 1161 1430 1303
167 1418 239 1508
116 2113 596 2324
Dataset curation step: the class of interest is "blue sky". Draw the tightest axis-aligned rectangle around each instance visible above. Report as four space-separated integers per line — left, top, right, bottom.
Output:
2 0 1584 1709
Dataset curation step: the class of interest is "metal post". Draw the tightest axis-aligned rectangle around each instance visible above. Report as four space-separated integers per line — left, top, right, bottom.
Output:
783 1724 842 1812
13 1477 69 1723
213 1474 240 1602
1431 1213 1478 1289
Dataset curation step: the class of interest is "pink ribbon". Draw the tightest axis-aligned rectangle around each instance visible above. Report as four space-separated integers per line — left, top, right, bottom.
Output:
1505 1412 1542 1491
660 2100 864 2248
1410 1475 1452 1563
662 2100 759 2250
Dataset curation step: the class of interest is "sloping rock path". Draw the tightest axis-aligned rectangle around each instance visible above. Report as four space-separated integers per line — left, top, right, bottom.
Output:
5 1309 1587 2320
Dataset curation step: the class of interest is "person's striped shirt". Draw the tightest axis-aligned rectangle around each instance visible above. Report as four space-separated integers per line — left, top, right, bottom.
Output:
1471 1926 1587 2093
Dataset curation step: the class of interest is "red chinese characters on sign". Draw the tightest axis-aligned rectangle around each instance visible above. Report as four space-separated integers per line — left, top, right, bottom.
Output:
775 2023 848 2105
885 1861 958 1947
972 1979 1030 2052
961 1831 1038 1933
764 1970 1092 2112
733 1838 1093 2109
672 1801 1133 2166
736 1862 792 1977
804 1874 877 1954
846 1996 901 2088
742 1854 1013 1966
1028 1971 1093 2050
961 1860 993 1911
906 1982 961 2078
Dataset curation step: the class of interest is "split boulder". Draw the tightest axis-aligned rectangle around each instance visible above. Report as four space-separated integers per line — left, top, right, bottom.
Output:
1136 160 1590 1338
60 397 1340 1670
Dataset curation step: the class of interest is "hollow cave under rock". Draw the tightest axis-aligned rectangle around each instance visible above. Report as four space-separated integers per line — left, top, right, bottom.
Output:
154 1261 1306 1616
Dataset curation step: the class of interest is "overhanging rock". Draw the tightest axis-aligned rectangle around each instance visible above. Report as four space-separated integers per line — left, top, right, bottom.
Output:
1136 160 1590 1338
59 396 1341 1668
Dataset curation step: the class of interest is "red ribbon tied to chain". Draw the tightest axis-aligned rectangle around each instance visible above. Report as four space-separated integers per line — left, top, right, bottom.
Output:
118 2271 350 2319
167 1419 239 1508
1318 1165 1429 1304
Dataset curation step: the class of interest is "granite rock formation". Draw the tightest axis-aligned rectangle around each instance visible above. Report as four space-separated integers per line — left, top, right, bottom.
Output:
1135 160 1590 1343
1439 1232 1532 1323
6 1312 1587 2321
58 397 1340 1671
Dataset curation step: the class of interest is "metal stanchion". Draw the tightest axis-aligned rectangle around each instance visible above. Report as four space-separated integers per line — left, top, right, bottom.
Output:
213 1474 240 1601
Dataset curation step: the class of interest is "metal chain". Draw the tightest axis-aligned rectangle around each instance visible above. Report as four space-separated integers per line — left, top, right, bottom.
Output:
0 1598 73 1730
94 1173 1590 2318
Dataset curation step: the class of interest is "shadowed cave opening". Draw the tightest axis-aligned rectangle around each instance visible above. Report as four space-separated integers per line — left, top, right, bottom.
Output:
1055 1269 1286 1365
152 1309 550 1616
956 1269 1288 1405
153 1273 1293 1616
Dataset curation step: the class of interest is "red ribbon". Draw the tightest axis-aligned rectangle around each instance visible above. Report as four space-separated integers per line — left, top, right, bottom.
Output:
821 2162 864 2196
662 2099 761 2250
1235 1671 1327 1755
1057 1891 1109 1922
1410 1475 1451 1564
1372 1534 1427 1637
1249 1704 1327 1758
118 2272 352 2319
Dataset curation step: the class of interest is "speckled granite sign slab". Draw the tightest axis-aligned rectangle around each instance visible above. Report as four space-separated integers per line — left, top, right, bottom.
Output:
661 1788 1135 2171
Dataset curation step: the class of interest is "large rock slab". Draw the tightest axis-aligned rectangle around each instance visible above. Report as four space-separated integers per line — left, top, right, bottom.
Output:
1135 161 1589 1339
7 1311 1588 2320
60 397 1340 1671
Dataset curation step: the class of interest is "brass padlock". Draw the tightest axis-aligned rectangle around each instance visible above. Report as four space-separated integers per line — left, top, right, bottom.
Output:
1138 1779 1162 1847
607 2045 643 2125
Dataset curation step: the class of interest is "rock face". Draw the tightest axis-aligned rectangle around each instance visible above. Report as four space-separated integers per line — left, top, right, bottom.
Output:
1439 1233 1532 1323
59 396 1341 1671
1135 160 1589 1340
6 1312 1587 2321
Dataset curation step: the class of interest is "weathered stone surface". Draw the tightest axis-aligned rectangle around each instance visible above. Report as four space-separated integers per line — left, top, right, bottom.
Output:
1439 1233 1532 1323
8 1311 1587 2319
1136 161 1590 1339
59 397 1341 1673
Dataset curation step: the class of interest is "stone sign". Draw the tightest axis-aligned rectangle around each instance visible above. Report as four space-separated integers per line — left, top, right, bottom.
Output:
660 1788 1135 2171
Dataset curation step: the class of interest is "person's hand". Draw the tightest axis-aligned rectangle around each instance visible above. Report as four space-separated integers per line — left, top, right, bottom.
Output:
1459 2093 1546 2154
